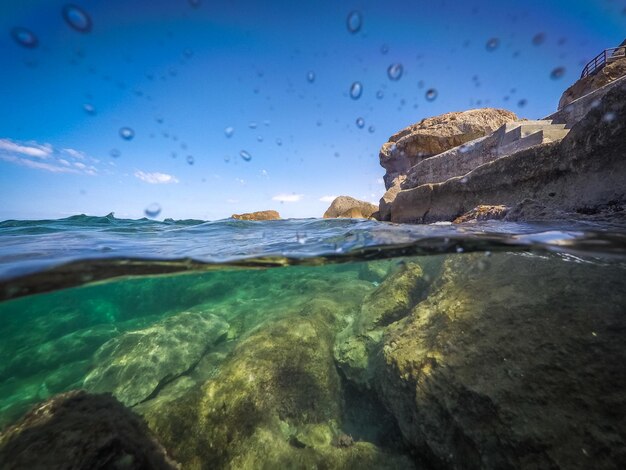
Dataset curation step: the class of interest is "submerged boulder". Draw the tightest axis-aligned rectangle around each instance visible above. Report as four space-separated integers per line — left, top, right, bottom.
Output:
377 253 626 469
323 196 378 219
231 210 281 221
0 390 178 469
141 298 414 469
335 262 431 387
83 311 229 406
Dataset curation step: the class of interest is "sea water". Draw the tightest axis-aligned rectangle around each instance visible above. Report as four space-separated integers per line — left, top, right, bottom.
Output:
0 216 625 469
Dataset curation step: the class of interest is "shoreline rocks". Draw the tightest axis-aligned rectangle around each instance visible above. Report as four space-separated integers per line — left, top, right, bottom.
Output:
323 196 378 219
381 76 626 224
231 210 281 221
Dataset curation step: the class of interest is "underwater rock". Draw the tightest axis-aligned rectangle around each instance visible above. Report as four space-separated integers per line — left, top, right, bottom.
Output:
0 324 118 382
83 310 229 406
141 298 414 469
388 79 626 223
231 210 281 220
323 196 378 219
0 390 179 469
378 253 626 469
379 108 518 189
453 204 509 223
335 262 430 387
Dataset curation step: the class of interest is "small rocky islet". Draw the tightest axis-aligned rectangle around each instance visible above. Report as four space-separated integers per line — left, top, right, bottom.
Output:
1 48 626 469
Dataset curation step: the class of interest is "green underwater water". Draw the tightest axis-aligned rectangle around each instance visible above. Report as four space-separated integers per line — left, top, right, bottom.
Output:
0 251 625 468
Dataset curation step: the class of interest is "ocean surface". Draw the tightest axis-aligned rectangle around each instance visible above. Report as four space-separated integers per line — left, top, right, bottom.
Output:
0 215 625 468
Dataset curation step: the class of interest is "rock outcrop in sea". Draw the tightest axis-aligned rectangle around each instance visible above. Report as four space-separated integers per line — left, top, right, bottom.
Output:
378 56 626 223
323 196 378 219
231 210 281 220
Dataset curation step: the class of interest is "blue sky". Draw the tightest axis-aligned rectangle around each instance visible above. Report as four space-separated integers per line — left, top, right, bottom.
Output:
1 0 624 220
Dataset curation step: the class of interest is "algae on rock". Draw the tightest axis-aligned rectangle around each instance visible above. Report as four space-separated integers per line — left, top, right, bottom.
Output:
376 253 626 469
83 310 229 406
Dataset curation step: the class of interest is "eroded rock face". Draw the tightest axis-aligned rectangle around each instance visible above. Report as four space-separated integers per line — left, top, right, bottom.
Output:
231 210 281 220
559 54 626 109
377 253 626 469
388 80 626 223
379 109 518 189
83 311 229 406
0 390 179 470
323 196 378 219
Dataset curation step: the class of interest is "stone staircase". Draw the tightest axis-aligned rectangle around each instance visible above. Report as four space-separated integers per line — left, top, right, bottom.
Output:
495 120 569 157
403 119 571 188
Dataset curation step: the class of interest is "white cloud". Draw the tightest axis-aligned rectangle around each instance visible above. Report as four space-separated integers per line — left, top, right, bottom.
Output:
272 193 303 202
0 154 80 174
0 139 52 158
134 170 179 184
62 148 86 159
0 138 100 175
319 195 337 203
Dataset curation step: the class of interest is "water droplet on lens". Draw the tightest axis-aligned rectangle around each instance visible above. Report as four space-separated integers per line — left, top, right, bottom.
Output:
145 203 161 218
257 135 263 142
62 4 93 33
110 149 120 158
380 44 389 54
603 112 616 123
188 0 201 8
349 81 363 99
368 125 375 133
307 71 315 83
550 67 565 80
532 33 546 45
387 63 403 81
276 138 282 146
249 121 257 129
183 48 193 58
224 126 234 138
356 117 365 128
376 90 384 99
425 88 438 101
119 127 134 140
485 38 500 51
10 27 38 48
186 155 195 165
346 11 362 34
240 150 252 162
518 99 528 108
83 103 96 115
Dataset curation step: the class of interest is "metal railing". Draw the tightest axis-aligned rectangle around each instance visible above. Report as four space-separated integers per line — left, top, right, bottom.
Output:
581 46 626 78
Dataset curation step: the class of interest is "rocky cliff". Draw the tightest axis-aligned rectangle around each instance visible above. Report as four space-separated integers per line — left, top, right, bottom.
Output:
379 108 518 190
378 64 626 224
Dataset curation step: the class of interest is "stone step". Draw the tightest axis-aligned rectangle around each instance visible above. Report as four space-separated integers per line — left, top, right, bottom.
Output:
500 121 568 147
497 130 545 157
541 127 570 142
